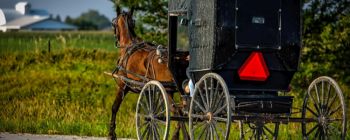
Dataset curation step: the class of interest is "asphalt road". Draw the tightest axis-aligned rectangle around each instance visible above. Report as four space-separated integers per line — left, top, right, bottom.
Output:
0 132 135 140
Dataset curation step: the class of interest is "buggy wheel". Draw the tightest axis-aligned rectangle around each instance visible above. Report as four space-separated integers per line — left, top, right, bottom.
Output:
189 73 231 140
302 76 347 140
239 121 279 140
136 81 170 140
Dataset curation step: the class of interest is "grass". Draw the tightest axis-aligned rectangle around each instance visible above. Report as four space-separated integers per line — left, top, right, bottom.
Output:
0 31 349 139
0 31 139 137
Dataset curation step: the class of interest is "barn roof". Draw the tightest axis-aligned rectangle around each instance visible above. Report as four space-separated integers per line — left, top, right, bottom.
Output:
4 16 48 27
0 2 76 32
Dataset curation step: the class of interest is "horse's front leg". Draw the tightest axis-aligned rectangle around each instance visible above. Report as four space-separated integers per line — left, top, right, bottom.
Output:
109 84 129 140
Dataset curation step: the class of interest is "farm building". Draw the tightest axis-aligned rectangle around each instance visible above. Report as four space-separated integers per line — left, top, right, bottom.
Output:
0 2 77 32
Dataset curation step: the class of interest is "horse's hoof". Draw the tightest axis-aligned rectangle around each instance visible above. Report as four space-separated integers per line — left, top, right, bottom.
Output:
108 134 116 140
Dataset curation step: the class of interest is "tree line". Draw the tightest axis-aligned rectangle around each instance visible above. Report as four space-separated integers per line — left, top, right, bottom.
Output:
64 10 111 30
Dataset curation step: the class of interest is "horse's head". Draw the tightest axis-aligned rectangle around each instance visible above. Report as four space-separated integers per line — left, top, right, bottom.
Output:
112 6 136 48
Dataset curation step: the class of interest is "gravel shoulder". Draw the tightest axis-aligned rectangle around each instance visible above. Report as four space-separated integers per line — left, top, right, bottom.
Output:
0 132 135 140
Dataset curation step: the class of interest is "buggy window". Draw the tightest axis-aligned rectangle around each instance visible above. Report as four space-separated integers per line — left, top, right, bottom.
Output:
177 16 189 51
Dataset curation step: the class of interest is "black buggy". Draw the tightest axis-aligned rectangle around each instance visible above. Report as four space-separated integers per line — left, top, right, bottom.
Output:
134 0 347 139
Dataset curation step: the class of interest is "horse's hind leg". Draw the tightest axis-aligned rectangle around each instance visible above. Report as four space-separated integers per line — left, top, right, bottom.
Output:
109 84 129 140
172 111 190 140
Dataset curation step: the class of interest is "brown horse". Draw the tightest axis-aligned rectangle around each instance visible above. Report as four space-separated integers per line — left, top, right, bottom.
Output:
108 7 188 140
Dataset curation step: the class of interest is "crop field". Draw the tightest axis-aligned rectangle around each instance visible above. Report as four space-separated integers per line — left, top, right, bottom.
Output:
0 32 349 139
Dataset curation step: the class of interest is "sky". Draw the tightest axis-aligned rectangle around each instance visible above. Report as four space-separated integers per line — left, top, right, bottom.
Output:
0 0 116 20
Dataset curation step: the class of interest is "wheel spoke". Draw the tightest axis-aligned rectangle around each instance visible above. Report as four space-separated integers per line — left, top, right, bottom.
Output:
141 123 150 140
193 121 207 131
142 93 150 113
327 104 342 116
197 124 209 140
151 122 157 140
211 122 221 140
210 123 214 140
213 120 226 138
139 101 150 113
314 127 321 139
204 79 210 112
153 90 161 113
154 117 167 125
306 106 319 117
308 91 321 114
205 126 210 140
153 122 161 140
327 124 341 136
314 84 321 104
209 77 215 111
148 86 153 113
213 103 227 116
320 81 326 114
152 85 157 112
327 118 343 121
139 121 150 130
193 99 207 113
210 87 219 111
154 100 164 115
325 83 332 106
325 91 337 113
306 124 319 136
211 91 224 114
198 87 209 111
155 109 166 117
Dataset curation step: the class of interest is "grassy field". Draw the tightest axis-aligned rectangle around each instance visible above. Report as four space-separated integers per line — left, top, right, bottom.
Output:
0 31 139 137
0 31 349 139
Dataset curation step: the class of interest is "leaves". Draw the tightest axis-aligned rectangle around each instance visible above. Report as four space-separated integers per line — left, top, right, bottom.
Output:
296 0 350 87
110 0 168 45
65 10 111 30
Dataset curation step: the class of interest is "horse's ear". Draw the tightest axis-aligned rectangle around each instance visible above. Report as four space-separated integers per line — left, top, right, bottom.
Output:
129 6 135 16
116 5 121 15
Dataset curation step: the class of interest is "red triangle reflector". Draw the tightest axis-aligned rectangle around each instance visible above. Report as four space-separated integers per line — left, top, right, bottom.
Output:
238 52 270 81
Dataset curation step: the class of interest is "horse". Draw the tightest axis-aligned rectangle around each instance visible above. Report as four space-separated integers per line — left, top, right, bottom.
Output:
108 6 189 140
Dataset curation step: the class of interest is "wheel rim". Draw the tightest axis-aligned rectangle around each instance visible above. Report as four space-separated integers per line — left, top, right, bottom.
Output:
302 76 346 140
239 121 279 140
189 73 231 140
136 81 170 140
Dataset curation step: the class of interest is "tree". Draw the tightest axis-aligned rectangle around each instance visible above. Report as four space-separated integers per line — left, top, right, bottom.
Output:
77 10 111 29
65 16 73 24
64 10 111 30
110 0 168 45
55 15 61 22
293 0 350 87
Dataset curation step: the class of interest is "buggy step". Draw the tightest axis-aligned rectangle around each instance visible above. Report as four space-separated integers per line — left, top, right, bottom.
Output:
233 96 293 114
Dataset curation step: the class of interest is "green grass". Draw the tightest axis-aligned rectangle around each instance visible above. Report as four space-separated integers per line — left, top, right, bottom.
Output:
0 31 139 137
0 31 116 54
0 32 349 139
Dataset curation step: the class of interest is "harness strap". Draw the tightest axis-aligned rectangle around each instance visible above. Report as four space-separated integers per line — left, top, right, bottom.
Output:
114 41 170 86
117 66 150 82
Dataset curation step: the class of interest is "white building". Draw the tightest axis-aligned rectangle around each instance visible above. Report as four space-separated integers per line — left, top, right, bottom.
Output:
0 2 77 32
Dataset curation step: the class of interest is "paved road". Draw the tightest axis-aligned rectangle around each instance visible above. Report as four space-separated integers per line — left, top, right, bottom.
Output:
0 132 135 140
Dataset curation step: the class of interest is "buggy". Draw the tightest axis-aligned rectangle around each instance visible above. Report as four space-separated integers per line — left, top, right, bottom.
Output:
134 0 347 139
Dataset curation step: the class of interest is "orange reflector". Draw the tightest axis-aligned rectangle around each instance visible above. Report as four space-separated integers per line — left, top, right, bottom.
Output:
238 52 270 81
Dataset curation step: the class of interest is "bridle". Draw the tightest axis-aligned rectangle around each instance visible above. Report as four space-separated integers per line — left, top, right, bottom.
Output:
112 12 136 48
